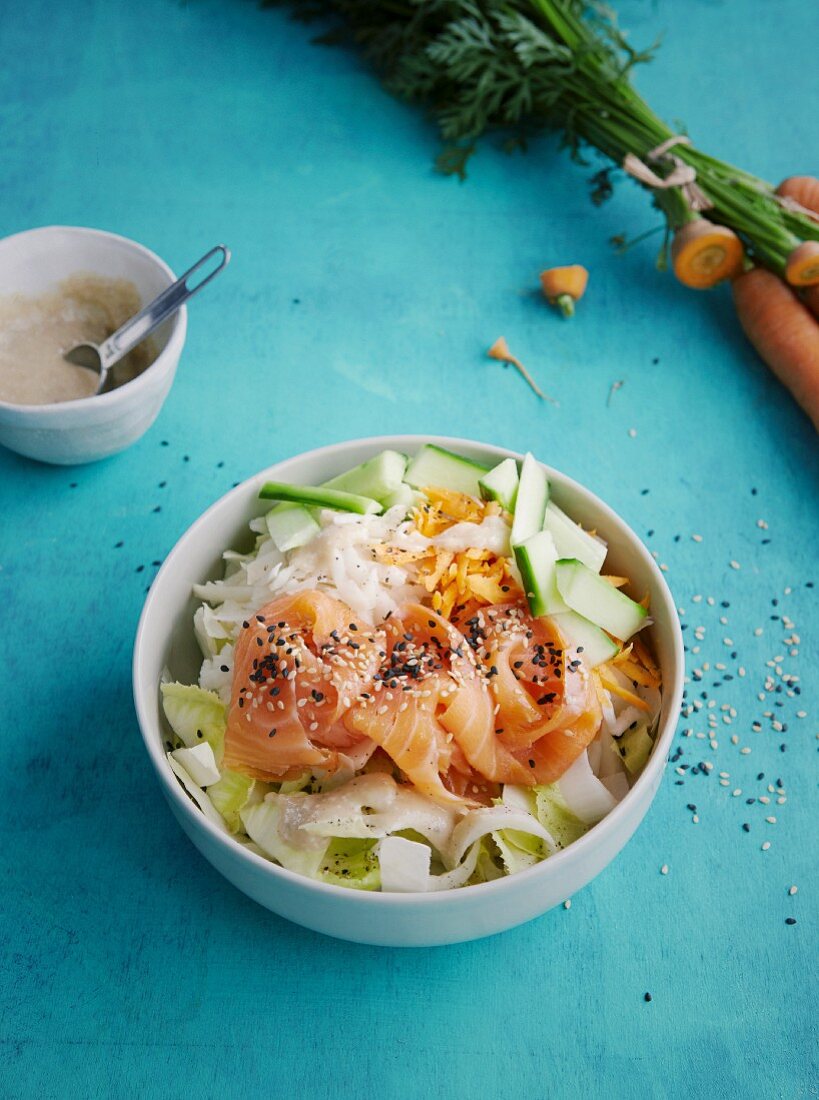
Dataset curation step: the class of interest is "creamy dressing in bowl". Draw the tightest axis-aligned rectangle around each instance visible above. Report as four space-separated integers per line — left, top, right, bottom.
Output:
0 273 155 406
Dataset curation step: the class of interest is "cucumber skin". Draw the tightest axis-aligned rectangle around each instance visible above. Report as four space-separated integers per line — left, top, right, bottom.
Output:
514 541 546 617
514 530 564 618
404 444 491 498
549 611 619 667
258 482 382 515
323 450 408 501
555 558 647 640
479 458 520 512
510 453 549 547
543 502 607 573
265 504 319 552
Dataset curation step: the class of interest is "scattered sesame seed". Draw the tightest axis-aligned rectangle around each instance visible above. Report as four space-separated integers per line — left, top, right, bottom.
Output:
789 885 798 896
660 864 669 875
761 841 771 851
628 427 637 438
563 899 571 910
644 992 652 1003
785 917 797 926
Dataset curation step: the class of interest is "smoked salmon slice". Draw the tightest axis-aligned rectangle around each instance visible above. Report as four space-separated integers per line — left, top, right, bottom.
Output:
455 602 602 784
224 590 382 781
344 604 531 805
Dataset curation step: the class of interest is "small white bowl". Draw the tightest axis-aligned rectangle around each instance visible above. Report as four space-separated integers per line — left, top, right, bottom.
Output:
0 226 186 465
133 436 684 947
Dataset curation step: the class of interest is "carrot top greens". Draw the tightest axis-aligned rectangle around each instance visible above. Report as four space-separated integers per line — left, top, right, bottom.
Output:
265 0 819 281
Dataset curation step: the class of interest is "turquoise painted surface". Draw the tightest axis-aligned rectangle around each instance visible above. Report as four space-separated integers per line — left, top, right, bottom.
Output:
1 1 816 1096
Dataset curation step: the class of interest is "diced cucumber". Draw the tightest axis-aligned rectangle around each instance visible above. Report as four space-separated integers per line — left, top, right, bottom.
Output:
513 530 567 617
555 559 647 640
479 458 520 512
550 610 619 667
258 482 382 515
265 503 320 552
543 501 607 573
616 722 654 774
404 444 490 498
510 452 549 547
380 482 424 513
323 449 408 502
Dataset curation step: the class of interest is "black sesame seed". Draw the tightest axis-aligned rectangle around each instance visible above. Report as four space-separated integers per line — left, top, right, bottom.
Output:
644 992 652 1003
742 823 750 833
785 918 796 926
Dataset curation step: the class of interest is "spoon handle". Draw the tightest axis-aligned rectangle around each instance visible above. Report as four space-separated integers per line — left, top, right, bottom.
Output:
99 245 230 371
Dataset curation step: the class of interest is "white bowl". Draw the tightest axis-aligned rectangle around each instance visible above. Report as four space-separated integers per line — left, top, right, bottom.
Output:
0 226 186 465
133 436 684 947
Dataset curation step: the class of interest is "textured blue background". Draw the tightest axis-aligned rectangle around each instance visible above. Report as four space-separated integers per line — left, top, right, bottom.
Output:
1 1 816 1097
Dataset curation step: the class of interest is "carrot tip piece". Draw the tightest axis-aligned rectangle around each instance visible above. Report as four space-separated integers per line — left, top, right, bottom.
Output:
487 336 511 362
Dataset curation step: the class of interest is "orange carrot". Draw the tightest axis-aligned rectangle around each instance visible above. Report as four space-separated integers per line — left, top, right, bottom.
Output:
487 336 556 402
539 265 588 317
732 268 819 431
776 177 819 317
776 176 819 221
784 241 819 288
671 221 744 289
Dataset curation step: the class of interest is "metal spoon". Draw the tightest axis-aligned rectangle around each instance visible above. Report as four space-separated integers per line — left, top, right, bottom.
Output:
64 244 230 395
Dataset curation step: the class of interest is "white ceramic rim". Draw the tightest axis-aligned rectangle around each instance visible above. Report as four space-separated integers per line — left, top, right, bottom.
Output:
0 225 187 415
133 434 685 907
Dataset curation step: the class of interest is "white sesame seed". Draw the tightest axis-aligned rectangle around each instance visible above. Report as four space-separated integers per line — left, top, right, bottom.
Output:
756 519 768 529
710 740 719 750
729 561 740 570
628 427 637 438
738 667 746 677
754 627 763 637
796 710 807 719
732 789 742 797
761 841 771 851
692 534 703 543
692 594 702 603
719 778 730 787
675 766 685 776
707 596 715 606
777 797 786 805
702 762 714 772
692 814 699 824
740 747 751 755
563 899 571 909
789 886 798 896
731 735 739 745
660 864 669 875
759 796 770 805
723 638 734 647
766 816 777 824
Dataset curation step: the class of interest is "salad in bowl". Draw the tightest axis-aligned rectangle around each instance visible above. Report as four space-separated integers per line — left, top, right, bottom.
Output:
158 443 664 894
